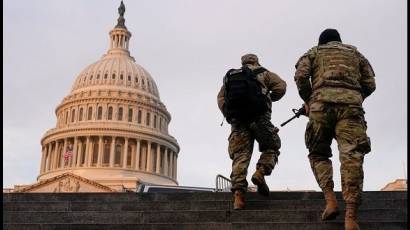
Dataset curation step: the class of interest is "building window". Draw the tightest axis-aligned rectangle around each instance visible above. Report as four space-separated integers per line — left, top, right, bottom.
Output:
104 73 108 79
81 142 86 165
142 79 145 85
114 143 122 166
138 110 142 124
135 76 139 83
108 106 113 120
71 109 76 123
120 74 123 80
112 74 116 79
127 146 132 167
146 112 151 126
128 108 133 122
97 74 100 79
103 140 110 165
154 115 157 128
88 107 93 120
159 118 162 131
64 145 70 166
65 111 69 124
90 75 93 80
128 75 131 81
160 147 164 171
79 108 83 121
152 146 157 172
92 142 98 166
97 106 103 120
118 107 123 121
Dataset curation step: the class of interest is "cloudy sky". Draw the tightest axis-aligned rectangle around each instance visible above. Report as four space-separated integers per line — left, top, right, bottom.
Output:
4 0 407 191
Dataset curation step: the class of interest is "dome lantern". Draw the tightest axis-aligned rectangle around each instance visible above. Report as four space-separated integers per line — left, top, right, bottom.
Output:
108 1 132 56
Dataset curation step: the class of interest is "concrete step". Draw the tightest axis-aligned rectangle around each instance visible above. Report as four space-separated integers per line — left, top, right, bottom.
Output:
3 191 407 202
3 199 407 212
4 209 406 224
3 222 408 230
4 191 407 230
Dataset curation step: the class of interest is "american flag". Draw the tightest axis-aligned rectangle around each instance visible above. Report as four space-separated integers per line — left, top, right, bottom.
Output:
64 149 73 163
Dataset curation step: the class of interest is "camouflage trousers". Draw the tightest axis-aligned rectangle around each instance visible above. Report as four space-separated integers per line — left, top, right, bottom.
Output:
305 102 371 204
228 113 281 192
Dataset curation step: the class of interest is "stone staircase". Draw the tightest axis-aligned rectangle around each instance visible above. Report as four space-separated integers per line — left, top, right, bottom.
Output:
3 191 407 230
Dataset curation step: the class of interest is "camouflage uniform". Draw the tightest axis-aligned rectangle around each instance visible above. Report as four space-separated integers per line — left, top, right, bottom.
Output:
294 41 376 204
218 54 287 192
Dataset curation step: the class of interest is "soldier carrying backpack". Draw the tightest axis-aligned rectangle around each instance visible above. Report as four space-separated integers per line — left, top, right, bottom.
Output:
217 54 287 209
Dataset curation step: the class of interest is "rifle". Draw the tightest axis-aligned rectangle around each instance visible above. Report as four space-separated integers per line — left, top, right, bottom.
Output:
280 106 306 127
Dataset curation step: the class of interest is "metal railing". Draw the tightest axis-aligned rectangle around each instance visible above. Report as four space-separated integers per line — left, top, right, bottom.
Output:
215 174 232 192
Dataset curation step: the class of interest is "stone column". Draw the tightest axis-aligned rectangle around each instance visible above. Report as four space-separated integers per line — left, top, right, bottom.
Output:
97 136 103 167
109 136 116 167
174 153 178 180
168 150 174 178
135 139 140 170
77 139 83 167
163 148 168 176
53 141 60 169
85 136 91 166
130 140 135 168
66 109 71 125
47 143 52 171
156 144 161 174
40 147 46 173
72 137 78 167
61 139 67 168
124 105 128 122
173 151 177 179
46 143 52 171
142 110 146 126
48 143 54 170
146 141 152 172
122 137 128 168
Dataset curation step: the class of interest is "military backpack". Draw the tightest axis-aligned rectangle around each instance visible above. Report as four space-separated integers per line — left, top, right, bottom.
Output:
223 66 268 123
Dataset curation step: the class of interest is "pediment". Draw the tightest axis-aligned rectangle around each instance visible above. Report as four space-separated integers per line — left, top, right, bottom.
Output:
15 173 117 193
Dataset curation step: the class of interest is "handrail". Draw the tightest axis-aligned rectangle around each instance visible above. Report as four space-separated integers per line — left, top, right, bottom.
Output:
215 174 232 192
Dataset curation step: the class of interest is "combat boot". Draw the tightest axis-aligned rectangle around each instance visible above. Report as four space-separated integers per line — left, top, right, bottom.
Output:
345 203 360 230
321 189 340 220
251 168 270 196
233 190 245 210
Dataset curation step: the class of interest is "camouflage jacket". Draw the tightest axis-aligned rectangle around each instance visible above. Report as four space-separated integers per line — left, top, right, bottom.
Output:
217 63 286 116
294 41 376 105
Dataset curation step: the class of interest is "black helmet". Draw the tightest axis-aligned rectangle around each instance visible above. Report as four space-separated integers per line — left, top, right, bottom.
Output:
318 28 342 45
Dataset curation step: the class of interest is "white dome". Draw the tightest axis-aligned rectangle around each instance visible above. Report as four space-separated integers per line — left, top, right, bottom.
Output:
38 4 179 191
71 53 160 99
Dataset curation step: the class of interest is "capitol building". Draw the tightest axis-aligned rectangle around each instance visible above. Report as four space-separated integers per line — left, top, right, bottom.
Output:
15 2 180 192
